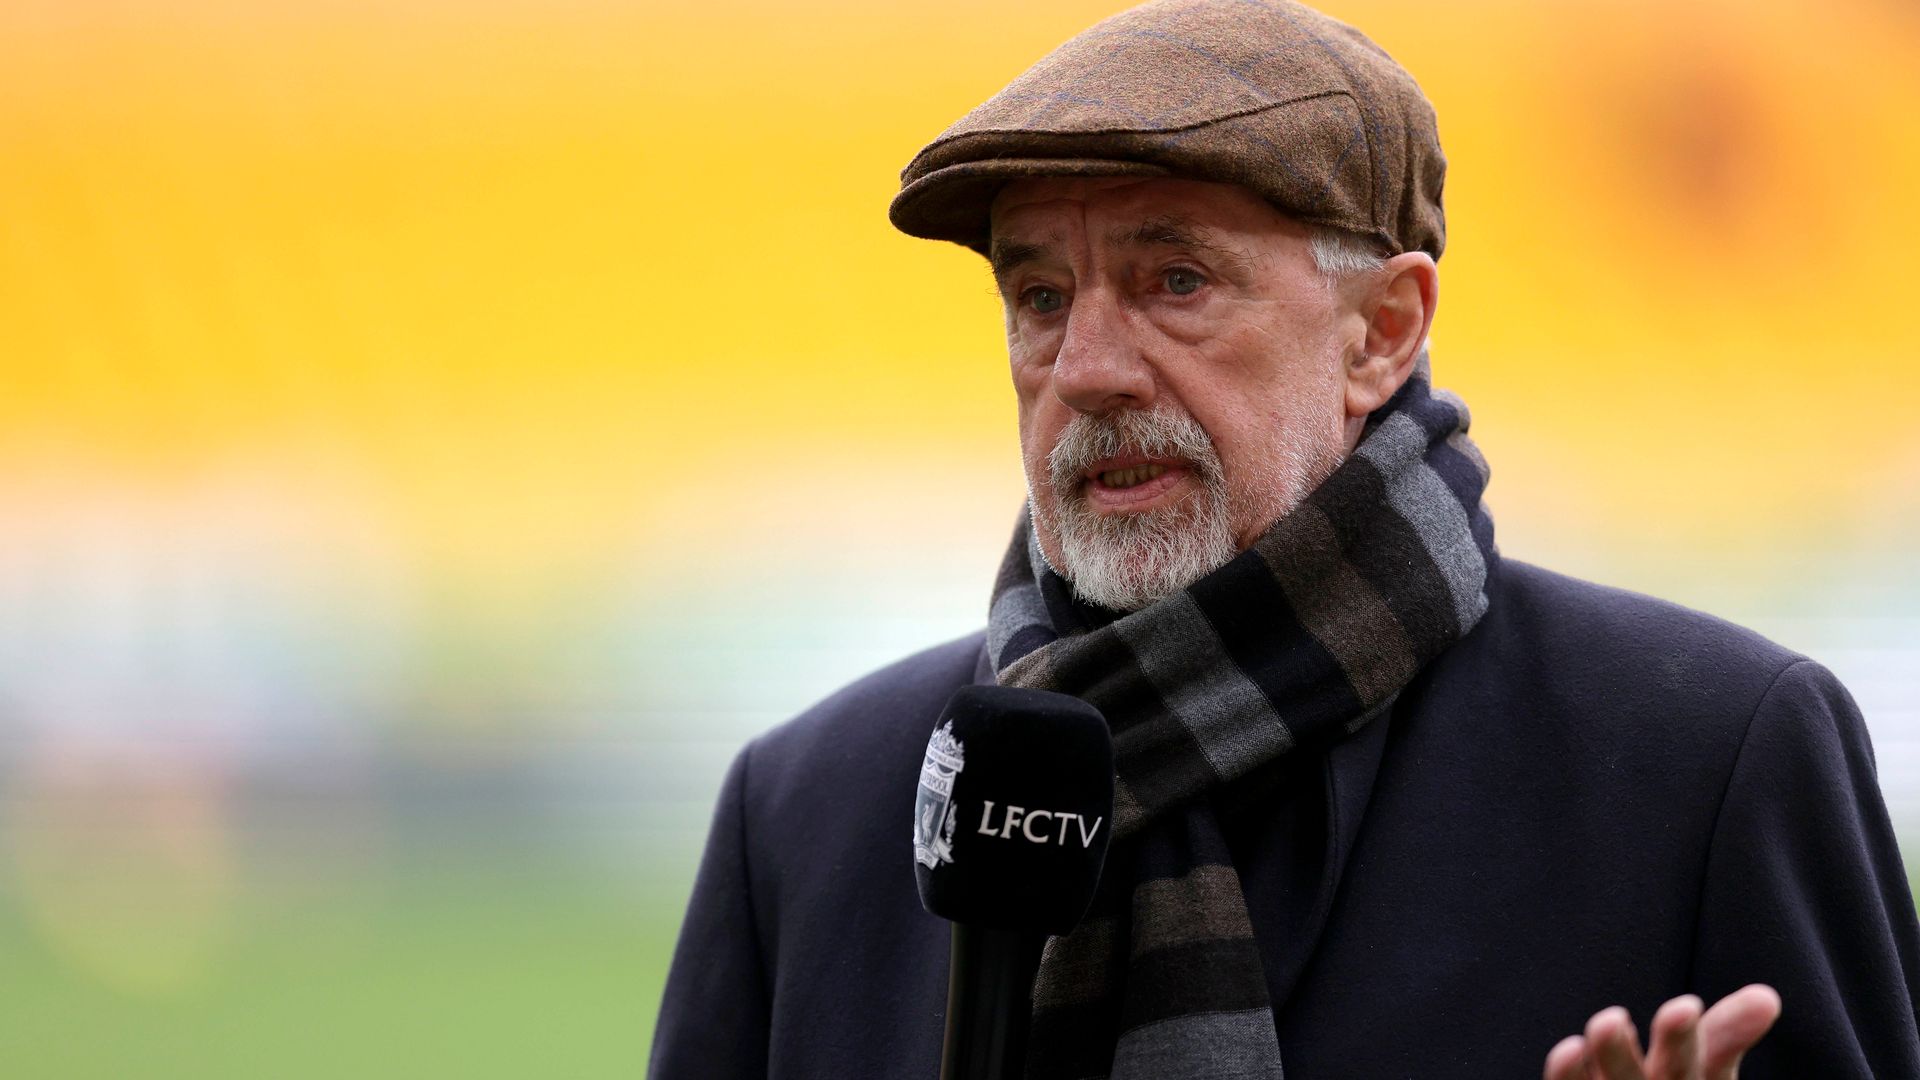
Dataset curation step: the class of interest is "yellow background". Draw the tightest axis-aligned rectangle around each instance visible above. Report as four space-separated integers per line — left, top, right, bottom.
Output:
2 0 1917 1074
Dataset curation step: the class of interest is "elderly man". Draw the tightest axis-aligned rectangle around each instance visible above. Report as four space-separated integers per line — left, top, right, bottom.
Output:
650 2 1920 1078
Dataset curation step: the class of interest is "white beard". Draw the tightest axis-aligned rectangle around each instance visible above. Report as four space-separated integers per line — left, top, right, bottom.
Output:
1031 406 1217 611
1030 403 1330 611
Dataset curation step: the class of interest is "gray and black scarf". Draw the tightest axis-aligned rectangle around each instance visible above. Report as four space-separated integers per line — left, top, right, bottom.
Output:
987 357 1497 1079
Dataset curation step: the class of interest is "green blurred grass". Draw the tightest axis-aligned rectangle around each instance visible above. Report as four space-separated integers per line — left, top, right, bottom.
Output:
6 856 1917 1077
0 866 685 1080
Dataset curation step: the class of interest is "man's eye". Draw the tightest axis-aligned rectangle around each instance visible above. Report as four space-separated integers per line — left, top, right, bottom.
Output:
1164 268 1204 295
1026 288 1065 314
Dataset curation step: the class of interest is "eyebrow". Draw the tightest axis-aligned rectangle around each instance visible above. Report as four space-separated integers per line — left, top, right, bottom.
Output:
988 214 1247 284
1113 215 1253 271
1109 214 1209 251
988 238 1049 283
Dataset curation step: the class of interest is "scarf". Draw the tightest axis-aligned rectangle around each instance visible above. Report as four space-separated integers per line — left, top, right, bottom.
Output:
986 358 1497 1079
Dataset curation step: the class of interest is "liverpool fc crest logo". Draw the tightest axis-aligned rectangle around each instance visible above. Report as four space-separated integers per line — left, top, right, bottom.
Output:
913 721 966 869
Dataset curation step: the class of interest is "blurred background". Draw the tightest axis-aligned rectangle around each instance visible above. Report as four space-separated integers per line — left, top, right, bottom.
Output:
3 0 1917 1074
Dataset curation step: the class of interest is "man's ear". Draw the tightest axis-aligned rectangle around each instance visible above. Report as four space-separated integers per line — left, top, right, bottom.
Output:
1344 251 1438 420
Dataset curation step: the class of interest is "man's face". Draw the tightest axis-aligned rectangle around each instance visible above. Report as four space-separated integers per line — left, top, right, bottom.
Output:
989 176 1358 610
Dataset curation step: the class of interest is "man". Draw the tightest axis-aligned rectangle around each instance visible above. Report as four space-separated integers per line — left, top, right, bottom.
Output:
650 1 1920 1077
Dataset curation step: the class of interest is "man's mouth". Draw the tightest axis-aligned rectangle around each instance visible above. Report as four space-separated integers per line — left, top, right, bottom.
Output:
1079 457 1190 509
1097 463 1167 489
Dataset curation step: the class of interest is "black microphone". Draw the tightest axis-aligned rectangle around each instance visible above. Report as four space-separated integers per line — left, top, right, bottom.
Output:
913 684 1114 1080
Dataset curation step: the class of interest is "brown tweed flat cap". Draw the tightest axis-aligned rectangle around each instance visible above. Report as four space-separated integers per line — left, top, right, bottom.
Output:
890 0 1446 260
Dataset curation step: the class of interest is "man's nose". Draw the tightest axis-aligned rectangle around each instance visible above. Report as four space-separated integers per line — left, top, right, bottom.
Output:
1050 287 1155 414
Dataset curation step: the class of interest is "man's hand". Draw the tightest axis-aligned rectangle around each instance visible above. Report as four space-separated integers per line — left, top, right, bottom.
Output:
1542 985 1782 1080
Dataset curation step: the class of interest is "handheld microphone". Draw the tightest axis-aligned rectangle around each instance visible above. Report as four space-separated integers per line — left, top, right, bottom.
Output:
913 684 1114 1080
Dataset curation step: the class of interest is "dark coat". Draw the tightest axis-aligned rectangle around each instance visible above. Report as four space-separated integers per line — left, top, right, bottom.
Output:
650 558 1920 1078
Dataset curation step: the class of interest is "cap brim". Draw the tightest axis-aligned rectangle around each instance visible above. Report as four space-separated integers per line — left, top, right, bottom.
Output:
888 157 1173 253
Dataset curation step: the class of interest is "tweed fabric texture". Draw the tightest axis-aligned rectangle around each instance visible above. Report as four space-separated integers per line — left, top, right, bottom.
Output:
988 357 1494 1079
892 0 1446 259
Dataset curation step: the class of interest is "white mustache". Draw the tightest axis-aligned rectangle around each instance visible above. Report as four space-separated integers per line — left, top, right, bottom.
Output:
1046 406 1224 497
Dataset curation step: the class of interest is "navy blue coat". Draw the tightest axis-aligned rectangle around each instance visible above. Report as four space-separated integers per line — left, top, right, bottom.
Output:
650 559 1920 1078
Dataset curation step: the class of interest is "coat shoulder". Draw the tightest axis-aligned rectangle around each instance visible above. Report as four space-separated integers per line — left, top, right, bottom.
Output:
1484 557 1810 712
1419 557 1825 772
744 631 988 812
1496 557 1800 661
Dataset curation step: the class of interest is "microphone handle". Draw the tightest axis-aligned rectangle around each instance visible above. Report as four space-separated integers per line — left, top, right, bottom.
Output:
939 923 1048 1080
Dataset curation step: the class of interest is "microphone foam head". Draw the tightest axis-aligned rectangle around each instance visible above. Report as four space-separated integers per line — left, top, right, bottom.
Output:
912 684 1114 935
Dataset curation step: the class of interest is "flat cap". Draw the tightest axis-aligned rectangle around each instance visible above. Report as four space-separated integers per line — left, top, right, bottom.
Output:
890 0 1446 260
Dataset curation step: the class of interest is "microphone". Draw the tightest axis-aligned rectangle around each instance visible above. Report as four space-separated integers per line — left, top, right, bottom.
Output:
913 684 1115 1080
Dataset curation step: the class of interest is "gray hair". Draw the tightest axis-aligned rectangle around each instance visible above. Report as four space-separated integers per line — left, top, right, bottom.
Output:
1308 226 1389 281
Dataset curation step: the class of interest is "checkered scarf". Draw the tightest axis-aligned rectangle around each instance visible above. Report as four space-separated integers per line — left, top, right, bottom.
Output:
987 358 1496 1079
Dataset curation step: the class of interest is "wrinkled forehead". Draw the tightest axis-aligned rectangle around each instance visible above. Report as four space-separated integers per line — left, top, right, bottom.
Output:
986 176 1309 273
990 177 1305 249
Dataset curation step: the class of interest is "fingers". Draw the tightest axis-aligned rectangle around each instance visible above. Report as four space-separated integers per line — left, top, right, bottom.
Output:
1544 1034 1588 1080
1643 994 1703 1080
1585 1006 1648 1080
1700 984 1782 1080
1549 987 1779 1080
